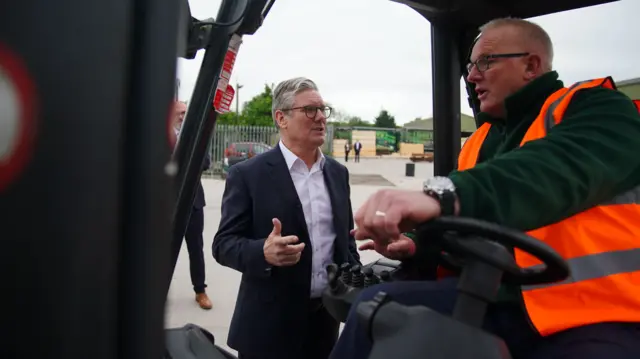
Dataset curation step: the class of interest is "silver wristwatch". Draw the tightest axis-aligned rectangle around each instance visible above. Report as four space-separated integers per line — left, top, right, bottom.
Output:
423 176 457 216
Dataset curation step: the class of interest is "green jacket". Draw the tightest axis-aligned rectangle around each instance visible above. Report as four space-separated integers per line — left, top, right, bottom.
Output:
450 71 640 231
413 71 640 301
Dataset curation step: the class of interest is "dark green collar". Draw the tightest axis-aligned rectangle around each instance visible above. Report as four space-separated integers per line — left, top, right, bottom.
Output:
477 71 565 127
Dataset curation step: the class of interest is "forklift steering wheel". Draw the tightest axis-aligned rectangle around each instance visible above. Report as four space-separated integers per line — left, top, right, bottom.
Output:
415 216 570 286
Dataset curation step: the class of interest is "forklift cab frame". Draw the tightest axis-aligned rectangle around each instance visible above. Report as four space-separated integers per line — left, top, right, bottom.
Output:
0 0 618 358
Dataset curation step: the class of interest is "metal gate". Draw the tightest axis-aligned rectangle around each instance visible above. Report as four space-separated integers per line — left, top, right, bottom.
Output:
205 124 335 177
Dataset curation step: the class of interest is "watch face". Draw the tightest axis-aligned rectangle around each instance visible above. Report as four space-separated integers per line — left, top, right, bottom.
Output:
424 176 455 194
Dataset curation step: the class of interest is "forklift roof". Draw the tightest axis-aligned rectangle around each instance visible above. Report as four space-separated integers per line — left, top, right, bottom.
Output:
392 0 618 24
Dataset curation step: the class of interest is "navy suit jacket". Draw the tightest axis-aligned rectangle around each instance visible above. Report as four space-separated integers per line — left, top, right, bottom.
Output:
192 153 211 209
212 146 361 356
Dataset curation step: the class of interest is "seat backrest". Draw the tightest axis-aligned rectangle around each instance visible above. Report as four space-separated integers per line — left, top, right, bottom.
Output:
165 324 234 359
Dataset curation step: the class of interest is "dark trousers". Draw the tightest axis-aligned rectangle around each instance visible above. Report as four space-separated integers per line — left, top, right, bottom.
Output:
239 299 339 359
185 207 206 294
354 150 360 162
330 278 640 359
345 150 350 162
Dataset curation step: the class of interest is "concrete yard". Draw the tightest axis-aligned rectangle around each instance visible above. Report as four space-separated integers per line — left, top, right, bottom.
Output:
165 158 434 354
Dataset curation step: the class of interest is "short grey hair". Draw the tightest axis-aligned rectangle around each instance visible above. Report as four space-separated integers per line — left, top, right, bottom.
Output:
479 17 554 71
271 77 319 127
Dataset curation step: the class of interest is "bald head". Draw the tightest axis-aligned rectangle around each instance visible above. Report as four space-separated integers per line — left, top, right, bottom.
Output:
466 18 556 118
479 18 554 72
174 101 187 112
172 101 187 129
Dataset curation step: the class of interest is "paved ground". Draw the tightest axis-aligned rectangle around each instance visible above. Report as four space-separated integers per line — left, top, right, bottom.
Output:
165 158 434 354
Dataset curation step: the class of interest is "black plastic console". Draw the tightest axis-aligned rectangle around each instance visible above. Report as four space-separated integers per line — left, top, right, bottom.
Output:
322 258 403 323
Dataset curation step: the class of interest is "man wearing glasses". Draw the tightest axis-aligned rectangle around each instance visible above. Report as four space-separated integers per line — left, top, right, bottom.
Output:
213 77 361 359
329 18 640 359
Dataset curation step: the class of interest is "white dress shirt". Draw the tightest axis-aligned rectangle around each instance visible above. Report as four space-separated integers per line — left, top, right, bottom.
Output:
278 141 336 298
173 126 181 151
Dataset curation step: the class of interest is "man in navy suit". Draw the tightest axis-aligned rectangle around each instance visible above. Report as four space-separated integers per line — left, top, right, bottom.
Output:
353 140 362 162
173 101 213 310
185 153 212 310
213 77 361 359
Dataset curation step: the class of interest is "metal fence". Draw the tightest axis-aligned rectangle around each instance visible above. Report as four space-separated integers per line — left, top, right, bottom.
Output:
204 124 335 177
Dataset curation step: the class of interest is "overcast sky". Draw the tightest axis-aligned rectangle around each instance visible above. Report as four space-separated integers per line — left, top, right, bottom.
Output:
178 0 640 125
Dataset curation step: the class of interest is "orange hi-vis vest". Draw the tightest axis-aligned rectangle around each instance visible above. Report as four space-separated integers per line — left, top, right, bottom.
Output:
458 77 640 336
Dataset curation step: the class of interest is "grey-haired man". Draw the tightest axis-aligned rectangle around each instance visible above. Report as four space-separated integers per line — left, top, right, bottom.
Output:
213 77 361 359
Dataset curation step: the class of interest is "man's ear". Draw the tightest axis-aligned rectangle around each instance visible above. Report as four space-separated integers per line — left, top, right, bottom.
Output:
524 55 542 80
275 110 286 129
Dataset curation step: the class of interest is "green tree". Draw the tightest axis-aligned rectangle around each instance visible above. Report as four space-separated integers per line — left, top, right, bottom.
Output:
374 110 397 128
346 116 372 127
241 84 274 126
214 84 275 126
217 111 239 125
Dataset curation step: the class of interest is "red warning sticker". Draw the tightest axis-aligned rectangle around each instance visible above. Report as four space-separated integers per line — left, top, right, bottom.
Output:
213 34 242 114
0 43 37 191
213 84 235 113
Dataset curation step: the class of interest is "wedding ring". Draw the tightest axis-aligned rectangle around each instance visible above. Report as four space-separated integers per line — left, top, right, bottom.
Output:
375 210 386 217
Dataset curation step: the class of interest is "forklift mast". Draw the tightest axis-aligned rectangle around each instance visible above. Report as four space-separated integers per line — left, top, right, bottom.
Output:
169 0 275 296
0 0 618 358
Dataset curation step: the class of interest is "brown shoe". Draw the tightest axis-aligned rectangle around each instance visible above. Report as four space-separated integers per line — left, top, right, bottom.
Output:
195 293 212 310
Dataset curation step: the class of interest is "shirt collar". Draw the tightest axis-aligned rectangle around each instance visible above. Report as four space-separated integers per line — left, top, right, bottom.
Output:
279 141 325 170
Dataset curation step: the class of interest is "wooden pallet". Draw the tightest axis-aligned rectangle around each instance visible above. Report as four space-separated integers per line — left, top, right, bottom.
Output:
410 152 434 162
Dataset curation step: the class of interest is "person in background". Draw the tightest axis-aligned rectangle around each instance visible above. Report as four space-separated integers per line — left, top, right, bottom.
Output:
212 77 361 359
353 140 362 162
171 101 213 310
344 141 351 162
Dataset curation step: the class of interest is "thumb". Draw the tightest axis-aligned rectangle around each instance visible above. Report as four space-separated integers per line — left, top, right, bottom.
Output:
358 241 375 251
271 218 282 236
388 239 416 256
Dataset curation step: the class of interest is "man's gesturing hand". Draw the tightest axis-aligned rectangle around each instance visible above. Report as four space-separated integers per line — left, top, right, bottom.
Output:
263 218 305 266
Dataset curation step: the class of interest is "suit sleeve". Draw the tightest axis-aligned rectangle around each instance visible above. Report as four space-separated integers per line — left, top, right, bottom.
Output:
212 165 272 277
345 168 361 265
202 151 212 172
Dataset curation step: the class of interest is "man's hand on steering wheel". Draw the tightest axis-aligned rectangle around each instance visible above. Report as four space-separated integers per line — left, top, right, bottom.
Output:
353 189 444 255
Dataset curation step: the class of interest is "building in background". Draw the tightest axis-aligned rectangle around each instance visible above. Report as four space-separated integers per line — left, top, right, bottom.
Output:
618 78 640 99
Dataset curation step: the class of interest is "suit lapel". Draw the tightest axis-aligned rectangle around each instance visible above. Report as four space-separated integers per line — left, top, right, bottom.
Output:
322 160 346 240
265 147 310 239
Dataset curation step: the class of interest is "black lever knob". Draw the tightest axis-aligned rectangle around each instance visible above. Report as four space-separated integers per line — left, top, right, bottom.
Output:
351 264 364 288
327 263 349 294
363 267 378 287
379 270 391 282
340 263 352 285
327 263 339 290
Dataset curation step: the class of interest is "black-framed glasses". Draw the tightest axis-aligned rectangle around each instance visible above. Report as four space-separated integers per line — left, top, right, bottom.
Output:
281 105 333 119
466 52 530 73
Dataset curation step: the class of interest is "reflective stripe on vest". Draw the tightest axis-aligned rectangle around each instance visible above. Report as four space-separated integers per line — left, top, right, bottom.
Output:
523 247 640 290
456 76 640 336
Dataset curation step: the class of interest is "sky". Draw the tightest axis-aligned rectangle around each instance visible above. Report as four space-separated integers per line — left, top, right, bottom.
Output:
177 0 640 125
